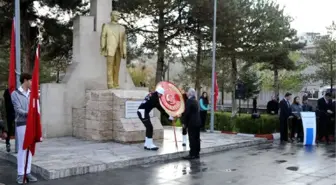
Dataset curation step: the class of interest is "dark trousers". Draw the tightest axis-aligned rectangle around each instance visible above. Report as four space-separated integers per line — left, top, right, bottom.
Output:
280 118 288 142
318 117 330 142
5 120 14 145
182 126 187 135
188 126 200 156
290 118 296 139
291 118 303 141
200 111 207 130
137 112 153 138
296 119 303 141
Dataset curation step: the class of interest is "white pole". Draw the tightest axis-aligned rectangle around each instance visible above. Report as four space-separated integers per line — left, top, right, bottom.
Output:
210 0 217 133
15 0 21 153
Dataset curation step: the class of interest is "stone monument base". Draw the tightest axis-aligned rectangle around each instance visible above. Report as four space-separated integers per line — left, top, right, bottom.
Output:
72 89 163 143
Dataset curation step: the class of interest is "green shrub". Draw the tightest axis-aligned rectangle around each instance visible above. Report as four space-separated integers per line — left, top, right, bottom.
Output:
161 115 182 127
205 112 279 134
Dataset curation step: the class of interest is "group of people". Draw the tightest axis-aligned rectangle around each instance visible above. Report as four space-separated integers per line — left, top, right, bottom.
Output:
136 87 209 160
0 73 38 184
274 92 335 144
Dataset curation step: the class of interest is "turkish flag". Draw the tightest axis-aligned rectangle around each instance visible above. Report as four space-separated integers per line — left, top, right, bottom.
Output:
23 45 42 156
8 19 16 93
214 72 219 111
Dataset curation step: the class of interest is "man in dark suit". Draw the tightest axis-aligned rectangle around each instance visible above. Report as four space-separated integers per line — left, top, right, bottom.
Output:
317 92 333 144
302 98 313 112
279 92 293 142
182 88 201 160
3 88 15 152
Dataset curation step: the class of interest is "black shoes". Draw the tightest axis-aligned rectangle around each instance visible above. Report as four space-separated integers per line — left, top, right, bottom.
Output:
182 155 200 160
6 144 10 153
144 146 159 151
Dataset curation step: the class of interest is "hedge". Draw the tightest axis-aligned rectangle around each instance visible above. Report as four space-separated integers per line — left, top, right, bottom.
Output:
205 112 280 134
162 112 279 134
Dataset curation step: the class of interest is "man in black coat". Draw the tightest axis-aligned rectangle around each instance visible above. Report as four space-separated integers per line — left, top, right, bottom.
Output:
182 88 201 160
279 92 293 142
3 88 15 152
317 92 333 144
267 96 279 115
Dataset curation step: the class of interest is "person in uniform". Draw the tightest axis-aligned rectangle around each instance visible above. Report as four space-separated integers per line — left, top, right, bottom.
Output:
137 86 173 150
11 73 38 184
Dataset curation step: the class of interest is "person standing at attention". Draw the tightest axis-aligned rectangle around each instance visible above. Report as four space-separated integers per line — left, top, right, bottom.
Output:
3 87 15 153
317 92 333 144
11 73 37 184
199 92 209 132
279 92 293 143
180 91 188 147
183 88 201 160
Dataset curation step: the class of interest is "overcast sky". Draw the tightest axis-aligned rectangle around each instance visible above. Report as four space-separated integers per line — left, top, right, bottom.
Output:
276 0 336 34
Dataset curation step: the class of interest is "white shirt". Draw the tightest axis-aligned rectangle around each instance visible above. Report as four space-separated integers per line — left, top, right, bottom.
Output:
18 86 30 98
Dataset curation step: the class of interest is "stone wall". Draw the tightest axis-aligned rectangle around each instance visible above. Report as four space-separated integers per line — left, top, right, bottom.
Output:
73 89 163 142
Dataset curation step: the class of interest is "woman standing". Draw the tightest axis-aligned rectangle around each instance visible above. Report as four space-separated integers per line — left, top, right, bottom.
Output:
199 92 209 132
291 96 303 142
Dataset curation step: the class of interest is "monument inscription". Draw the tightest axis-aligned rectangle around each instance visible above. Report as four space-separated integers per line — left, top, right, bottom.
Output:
125 101 154 118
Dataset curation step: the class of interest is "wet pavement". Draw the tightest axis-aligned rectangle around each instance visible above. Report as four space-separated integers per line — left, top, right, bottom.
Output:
0 127 267 179
0 142 335 185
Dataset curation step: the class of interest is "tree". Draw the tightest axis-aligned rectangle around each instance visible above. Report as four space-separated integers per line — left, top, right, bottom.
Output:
119 0 189 84
0 0 88 74
260 51 307 93
215 0 296 114
239 66 261 100
310 22 336 90
256 42 305 96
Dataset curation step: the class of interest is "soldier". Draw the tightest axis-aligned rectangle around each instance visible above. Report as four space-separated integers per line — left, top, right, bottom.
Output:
137 86 173 150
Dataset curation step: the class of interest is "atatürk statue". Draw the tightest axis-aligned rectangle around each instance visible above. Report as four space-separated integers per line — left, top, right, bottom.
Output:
100 11 127 89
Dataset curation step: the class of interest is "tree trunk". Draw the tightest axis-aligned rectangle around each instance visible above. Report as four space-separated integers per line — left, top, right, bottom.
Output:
56 70 60 83
194 25 202 98
330 57 333 91
155 4 165 84
231 56 237 116
273 68 279 97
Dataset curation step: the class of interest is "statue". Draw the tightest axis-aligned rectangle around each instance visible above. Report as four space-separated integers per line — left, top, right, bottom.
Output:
100 11 127 89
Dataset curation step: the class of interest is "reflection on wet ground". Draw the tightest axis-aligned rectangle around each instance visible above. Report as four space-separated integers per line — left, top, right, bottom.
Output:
1 141 335 185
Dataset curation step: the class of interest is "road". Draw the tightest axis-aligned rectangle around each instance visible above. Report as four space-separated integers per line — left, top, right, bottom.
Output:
1 142 335 185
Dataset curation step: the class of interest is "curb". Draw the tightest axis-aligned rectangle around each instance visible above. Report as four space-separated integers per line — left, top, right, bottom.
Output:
221 131 280 140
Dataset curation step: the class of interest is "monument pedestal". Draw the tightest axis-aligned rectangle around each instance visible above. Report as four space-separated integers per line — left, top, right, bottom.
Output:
72 89 163 142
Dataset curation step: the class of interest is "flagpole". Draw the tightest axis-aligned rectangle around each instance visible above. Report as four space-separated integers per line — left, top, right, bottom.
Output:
14 0 21 154
210 0 217 133
23 147 30 184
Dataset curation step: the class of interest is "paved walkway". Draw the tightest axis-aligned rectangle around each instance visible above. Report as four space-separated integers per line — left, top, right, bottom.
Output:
0 142 335 185
0 127 267 180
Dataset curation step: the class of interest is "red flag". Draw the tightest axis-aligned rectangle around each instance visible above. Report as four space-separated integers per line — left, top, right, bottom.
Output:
23 45 42 156
8 19 16 93
214 72 219 111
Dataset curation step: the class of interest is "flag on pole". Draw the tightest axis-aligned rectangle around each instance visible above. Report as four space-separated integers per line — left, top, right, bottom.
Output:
23 45 42 156
8 19 16 93
214 72 219 111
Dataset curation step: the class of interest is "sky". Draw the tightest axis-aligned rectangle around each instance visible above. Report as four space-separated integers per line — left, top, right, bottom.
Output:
275 0 336 34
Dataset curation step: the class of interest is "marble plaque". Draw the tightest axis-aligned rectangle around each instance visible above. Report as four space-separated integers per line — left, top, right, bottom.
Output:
125 100 154 118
